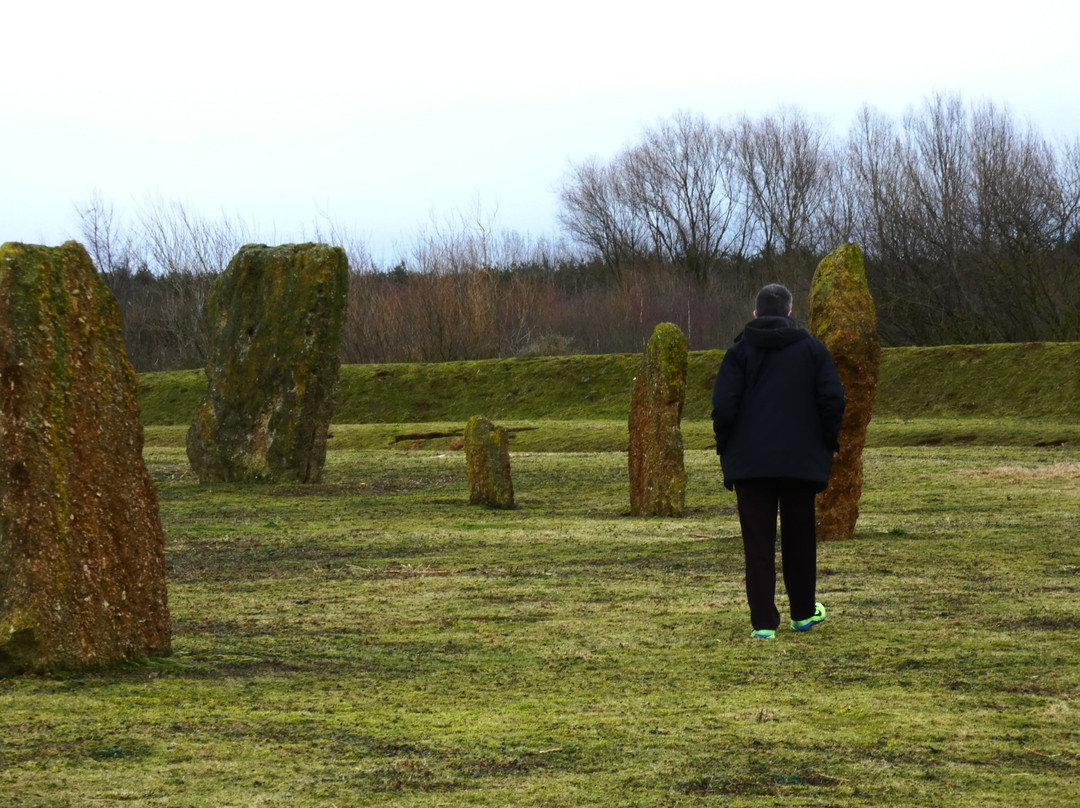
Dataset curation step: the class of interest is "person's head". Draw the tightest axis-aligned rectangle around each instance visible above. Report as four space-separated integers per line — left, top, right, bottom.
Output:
753 283 793 318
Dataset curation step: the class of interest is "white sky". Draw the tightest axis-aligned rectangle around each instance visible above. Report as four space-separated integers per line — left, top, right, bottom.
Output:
3 0 1079 265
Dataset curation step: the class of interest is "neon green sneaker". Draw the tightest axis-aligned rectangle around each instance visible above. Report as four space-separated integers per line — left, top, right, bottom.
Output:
750 629 776 640
791 602 826 632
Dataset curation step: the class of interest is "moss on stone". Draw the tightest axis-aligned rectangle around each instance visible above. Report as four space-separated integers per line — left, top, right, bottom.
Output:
464 415 514 509
186 243 348 483
0 241 170 675
628 323 688 517
809 243 881 541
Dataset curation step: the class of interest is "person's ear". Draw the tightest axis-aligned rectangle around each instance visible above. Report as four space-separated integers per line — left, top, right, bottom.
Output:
752 309 758 318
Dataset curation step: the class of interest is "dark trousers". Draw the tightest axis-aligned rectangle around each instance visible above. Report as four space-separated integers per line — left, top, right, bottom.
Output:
734 479 819 630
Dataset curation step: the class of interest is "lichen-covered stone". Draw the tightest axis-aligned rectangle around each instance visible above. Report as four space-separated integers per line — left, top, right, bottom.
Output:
809 243 881 541
0 241 171 675
628 323 687 516
186 243 348 483
464 416 514 509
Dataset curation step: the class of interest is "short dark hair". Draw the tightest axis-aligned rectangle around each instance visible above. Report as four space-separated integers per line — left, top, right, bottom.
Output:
755 284 793 317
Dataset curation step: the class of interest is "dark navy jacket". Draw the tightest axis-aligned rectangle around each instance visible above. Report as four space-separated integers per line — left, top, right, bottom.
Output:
711 315 846 491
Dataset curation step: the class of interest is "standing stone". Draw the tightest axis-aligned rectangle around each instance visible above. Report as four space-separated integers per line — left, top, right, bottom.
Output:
464 415 514 509
187 243 348 483
809 243 881 541
0 242 171 675
628 323 687 516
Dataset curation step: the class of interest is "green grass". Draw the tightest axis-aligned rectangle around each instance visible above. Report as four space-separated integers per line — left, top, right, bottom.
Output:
5 344 1078 805
145 415 1080 454
140 341 1080 453
135 343 1080 427
2 443 1078 806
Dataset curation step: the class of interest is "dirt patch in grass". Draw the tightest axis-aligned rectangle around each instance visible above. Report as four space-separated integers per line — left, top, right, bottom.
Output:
681 767 844 796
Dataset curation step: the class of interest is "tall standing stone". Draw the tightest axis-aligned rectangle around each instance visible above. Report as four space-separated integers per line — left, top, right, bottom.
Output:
187 243 348 483
464 415 514 508
0 242 171 675
809 243 881 541
628 323 687 516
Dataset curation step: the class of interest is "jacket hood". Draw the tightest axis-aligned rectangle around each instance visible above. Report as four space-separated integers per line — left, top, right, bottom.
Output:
740 315 811 349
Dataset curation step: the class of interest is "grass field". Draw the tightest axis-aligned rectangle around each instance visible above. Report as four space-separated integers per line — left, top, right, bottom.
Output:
2 345 1079 805
2 436 1078 806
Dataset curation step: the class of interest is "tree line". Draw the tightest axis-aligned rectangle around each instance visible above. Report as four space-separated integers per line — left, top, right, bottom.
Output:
77 93 1080 371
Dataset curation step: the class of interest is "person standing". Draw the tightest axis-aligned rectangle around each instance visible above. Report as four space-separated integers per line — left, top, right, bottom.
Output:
711 284 846 639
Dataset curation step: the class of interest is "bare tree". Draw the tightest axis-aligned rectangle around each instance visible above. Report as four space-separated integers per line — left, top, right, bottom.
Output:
1048 137 1080 249
735 107 833 260
557 156 650 272
75 193 180 369
622 111 751 282
75 189 138 275
843 94 1080 343
847 105 908 258
136 195 262 365
70 94 1080 368
899 93 974 292
965 102 1080 339
845 105 948 342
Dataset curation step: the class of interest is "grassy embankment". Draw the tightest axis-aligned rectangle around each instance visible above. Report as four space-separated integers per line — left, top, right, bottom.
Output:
138 342 1080 450
1 343 1077 806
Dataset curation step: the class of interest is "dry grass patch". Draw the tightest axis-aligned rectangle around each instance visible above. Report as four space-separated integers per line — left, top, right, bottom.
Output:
962 462 1080 479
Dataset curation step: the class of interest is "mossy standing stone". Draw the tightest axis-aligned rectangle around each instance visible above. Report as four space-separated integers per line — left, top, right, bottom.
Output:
0 241 171 675
187 243 348 483
809 242 881 541
464 415 514 509
628 322 688 516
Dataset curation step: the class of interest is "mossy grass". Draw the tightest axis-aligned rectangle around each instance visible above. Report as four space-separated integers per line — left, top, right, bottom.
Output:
2 442 1077 806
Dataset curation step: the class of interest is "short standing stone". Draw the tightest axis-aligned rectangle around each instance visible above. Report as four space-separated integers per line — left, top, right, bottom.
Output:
809 242 881 541
0 241 171 675
186 243 348 483
628 323 688 516
464 416 514 509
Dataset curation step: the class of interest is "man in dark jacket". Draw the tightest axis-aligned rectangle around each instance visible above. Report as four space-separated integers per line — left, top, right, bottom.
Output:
712 284 846 639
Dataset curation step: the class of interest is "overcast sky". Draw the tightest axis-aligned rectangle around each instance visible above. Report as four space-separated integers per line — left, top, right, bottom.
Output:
4 0 1078 265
